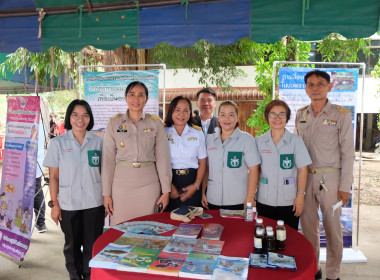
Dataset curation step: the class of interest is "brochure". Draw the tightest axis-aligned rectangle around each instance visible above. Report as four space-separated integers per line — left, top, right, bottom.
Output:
248 253 278 269
113 221 177 235
162 236 198 254
173 223 203 239
267 252 297 271
211 255 249 280
113 232 170 250
219 209 245 219
89 243 134 270
192 239 224 255
148 251 188 276
117 246 161 273
179 253 219 279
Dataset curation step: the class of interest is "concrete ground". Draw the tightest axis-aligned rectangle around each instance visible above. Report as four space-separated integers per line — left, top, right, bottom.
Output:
0 204 379 279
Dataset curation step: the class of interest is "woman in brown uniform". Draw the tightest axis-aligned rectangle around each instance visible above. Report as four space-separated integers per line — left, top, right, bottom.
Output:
102 81 172 226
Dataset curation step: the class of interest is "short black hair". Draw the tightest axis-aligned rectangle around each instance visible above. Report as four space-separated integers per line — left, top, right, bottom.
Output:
264 99 291 123
125 81 149 98
164 96 195 127
64 99 94 131
304 70 330 84
196 88 217 100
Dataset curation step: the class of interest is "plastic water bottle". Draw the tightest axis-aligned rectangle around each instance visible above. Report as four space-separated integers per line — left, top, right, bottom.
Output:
245 202 254 222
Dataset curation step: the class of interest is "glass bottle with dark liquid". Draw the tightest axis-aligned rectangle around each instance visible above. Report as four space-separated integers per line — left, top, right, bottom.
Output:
254 228 265 253
266 229 276 252
276 220 286 251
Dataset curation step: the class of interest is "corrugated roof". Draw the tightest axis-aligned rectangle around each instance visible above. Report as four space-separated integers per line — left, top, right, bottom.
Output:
159 87 264 102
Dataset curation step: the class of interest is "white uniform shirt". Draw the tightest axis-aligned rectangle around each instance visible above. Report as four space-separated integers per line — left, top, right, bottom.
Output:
206 128 261 206
255 129 312 207
166 124 207 169
43 130 103 211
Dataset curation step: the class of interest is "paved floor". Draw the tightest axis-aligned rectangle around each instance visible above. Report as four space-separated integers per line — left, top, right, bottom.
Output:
1 204 379 279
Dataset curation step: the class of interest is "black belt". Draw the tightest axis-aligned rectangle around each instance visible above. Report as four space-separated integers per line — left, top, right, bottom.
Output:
173 168 196 176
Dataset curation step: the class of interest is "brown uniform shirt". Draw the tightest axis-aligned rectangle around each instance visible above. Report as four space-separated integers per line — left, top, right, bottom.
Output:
294 100 355 192
102 111 172 196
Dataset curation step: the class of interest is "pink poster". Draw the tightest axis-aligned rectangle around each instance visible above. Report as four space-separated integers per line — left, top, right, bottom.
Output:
0 96 40 260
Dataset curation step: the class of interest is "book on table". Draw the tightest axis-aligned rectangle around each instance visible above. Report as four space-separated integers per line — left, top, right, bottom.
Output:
211 255 249 280
89 243 135 270
172 223 203 239
201 223 224 240
117 246 161 273
267 252 297 271
179 252 219 279
162 236 198 254
219 209 245 219
191 238 224 255
113 232 170 250
148 251 188 276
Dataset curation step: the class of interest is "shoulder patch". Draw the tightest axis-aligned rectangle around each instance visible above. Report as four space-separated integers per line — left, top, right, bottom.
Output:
336 105 348 114
110 113 121 120
147 113 160 120
298 105 308 111
191 124 202 131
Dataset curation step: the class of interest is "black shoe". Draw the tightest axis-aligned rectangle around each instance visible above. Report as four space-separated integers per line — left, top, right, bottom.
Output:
36 224 46 233
315 268 322 280
326 278 340 280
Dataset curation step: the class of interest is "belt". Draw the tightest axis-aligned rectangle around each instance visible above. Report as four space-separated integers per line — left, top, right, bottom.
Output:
308 167 341 174
116 161 155 168
174 169 190 175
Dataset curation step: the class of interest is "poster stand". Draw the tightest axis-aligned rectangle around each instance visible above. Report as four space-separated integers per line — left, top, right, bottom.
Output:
272 61 366 263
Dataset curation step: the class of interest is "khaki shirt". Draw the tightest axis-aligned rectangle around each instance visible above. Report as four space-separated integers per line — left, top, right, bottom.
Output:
206 128 261 206
294 100 355 192
43 130 103 211
102 111 172 196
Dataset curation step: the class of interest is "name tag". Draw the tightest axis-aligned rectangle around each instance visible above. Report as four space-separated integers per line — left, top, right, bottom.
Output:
187 137 197 141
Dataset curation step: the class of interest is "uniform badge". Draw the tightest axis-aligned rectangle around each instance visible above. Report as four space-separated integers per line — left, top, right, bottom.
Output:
88 150 101 167
117 125 127 132
322 119 337 126
227 152 242 168
187 137 197 141
120 141 125 148
144 128 154 132
280 154 294 170
168 134 174 144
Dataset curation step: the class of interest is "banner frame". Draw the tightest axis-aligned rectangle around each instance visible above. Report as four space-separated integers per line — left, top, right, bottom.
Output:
78 64 167 119
272 61 366 257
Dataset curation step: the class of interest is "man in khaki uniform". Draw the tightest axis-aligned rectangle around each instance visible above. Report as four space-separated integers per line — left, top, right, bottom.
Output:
295 70 354 280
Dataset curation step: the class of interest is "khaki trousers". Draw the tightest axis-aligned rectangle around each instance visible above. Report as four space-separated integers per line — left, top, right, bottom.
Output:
300 171 343 279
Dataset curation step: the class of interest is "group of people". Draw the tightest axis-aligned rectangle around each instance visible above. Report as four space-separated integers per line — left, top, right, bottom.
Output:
44 70 354 280
49 114 66 138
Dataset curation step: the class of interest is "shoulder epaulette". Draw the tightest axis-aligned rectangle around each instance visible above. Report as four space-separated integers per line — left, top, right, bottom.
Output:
110 113 121 119
298 105 308 111
191 124 202 131
336 105 348 114
147 113 160 120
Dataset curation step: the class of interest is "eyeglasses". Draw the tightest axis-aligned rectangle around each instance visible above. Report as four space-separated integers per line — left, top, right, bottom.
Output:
71 113 90 120
268 113 287 119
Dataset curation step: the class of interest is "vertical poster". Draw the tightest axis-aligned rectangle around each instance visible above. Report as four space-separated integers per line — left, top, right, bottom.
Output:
83 70 159 131
0 96 40 260
279 67 358 248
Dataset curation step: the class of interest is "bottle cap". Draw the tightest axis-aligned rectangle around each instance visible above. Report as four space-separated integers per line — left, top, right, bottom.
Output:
266 226 273 232
277 220 284 226
267 229 274 236
256 218 263 224
256 228 264 235
247 202 252 207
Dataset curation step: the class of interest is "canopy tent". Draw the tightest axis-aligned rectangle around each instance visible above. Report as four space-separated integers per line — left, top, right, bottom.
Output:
0 0 379 53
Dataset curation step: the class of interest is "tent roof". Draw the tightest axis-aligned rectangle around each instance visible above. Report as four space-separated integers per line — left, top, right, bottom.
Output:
0 0 379 53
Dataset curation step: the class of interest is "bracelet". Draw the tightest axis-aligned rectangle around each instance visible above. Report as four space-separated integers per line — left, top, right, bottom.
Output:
297 190 306 195
194 182 200 190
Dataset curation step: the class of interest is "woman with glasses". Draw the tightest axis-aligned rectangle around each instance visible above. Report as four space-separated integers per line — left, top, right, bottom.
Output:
43 99 104 280
102 81 172 226
203 101 261 210
255 100 312 230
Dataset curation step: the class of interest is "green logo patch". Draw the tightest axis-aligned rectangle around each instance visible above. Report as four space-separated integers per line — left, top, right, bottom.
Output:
227 152 242 168
280 154 294 170
88 150 101 167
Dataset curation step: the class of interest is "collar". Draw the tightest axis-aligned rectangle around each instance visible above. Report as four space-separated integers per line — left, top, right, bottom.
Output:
263 128 291 144
122 110 146 122
199 114 213 122
214 127 240 141
168 124 190 136
67 129 92 142
308 99 332 115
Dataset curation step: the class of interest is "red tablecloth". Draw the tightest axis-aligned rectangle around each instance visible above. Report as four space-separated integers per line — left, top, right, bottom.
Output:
91 210 317 280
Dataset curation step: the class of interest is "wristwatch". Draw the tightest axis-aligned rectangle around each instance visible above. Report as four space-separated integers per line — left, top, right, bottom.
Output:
48 200 58 208
297 190 306 195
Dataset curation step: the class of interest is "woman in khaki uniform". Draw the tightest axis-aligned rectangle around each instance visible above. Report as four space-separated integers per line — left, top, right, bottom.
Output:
102 81 172 226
